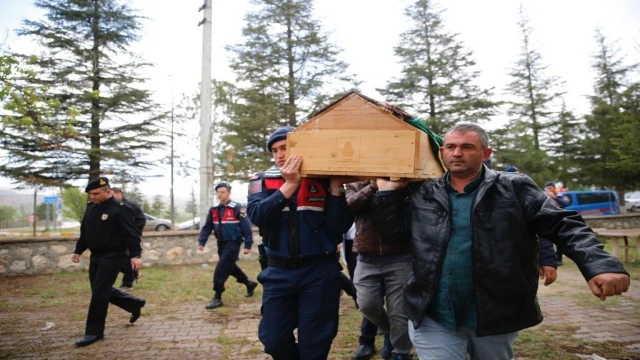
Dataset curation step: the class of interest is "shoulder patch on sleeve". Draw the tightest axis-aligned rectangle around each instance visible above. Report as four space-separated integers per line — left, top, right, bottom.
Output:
239 206 247 217
228 201 237 208
249 179 263 195
250 173 259 180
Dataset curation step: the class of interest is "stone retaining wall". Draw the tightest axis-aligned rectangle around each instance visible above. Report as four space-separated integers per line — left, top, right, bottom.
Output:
0 230 261 276
1 213 639 276
582 213 640 229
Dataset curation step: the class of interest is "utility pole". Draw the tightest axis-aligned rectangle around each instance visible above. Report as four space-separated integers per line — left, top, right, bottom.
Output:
170 83 175 229
198 0 213 230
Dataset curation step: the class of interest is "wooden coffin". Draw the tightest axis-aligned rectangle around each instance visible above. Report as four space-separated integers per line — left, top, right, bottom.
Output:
287 92 444 180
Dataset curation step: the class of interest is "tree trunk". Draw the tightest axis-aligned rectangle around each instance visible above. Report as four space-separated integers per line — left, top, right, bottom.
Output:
286 9 296 127
89 0 101 179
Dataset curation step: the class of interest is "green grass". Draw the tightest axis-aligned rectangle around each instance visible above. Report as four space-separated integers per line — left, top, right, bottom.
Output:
514 324 636 360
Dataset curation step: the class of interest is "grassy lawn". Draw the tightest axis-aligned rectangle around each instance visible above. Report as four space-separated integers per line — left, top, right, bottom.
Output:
1 251 639 359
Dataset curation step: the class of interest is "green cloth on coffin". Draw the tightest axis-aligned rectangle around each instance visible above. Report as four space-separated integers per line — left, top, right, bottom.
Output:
403 117 444 168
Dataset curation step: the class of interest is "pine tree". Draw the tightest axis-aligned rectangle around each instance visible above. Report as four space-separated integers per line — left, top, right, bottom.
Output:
546 101 584 189
224 0 354 177
378 0 497 135
14 0 164 182
610 83 640 189
489 123 555 186
1 52 79 187
505 7 563 152
581 29 637 189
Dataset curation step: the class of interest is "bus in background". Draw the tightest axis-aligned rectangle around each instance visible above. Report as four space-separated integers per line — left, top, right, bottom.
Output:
558 190 620 216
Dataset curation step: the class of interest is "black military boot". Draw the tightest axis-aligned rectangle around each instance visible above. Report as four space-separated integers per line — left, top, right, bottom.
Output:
206 297 223 309
245 280 258 297
352 343 375 360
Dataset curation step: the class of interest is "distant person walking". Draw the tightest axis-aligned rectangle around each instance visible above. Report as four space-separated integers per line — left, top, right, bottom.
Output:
111 187 146 290
198 182 258 310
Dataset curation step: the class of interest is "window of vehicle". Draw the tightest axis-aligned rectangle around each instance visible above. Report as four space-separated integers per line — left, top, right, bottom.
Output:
576 193 616 205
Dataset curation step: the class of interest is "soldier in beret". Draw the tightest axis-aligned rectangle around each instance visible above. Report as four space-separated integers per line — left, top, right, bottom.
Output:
71 176 146 347
198 181 258 309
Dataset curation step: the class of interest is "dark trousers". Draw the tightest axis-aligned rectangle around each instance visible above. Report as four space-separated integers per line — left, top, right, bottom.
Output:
120 255 139 287
344 240 378 347
213 239 249 293
258 258 341 360
86 252 144 336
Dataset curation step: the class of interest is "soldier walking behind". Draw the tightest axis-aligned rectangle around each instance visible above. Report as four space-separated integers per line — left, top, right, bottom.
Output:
198 182 258 309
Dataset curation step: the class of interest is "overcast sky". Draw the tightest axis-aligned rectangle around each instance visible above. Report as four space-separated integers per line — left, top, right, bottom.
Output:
1 0 639 203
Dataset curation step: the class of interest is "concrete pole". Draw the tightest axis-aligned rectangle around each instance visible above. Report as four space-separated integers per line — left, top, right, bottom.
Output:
198 0 213 230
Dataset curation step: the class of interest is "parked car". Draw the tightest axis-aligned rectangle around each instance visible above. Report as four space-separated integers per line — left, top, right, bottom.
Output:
176 217 200 231
626 191 640 212
558 190 620 216
144 214 173 231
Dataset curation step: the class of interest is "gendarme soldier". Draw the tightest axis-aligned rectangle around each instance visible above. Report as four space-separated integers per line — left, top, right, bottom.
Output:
71 177 146 347
247 126 354 359
198 181 258 309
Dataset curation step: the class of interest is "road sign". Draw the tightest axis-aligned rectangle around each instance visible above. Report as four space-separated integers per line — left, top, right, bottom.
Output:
27 214 39 223
44 196 58 204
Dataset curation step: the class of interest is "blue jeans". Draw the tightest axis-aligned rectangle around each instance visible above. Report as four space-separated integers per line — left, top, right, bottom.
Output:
409 316 518 360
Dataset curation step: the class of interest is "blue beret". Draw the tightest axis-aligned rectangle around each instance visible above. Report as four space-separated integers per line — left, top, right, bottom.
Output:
215 182 231 191
544 181 555 188
504 165 519 173
85 176 110 192
266 126 295 152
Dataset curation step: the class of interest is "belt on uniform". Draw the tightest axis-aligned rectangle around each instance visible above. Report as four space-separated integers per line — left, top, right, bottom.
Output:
267 253 338 269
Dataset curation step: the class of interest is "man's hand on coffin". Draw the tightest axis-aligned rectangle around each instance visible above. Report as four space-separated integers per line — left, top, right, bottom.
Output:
281 155 302 185
376 178 409 191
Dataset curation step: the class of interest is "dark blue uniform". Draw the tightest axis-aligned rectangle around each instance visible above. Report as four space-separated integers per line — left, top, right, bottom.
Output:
198 201 254 294
248 167 353 360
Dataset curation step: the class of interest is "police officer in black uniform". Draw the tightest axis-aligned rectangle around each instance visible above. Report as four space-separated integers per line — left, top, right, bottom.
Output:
248 127 354 359
198 181 258 309
111 187 146 290
71 177 146 347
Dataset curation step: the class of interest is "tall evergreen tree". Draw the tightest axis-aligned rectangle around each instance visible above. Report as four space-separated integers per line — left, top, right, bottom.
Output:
0 52 79 187
581 29 637 189
610 83 640 189
378 0 497 135
489 123 556 186
15 0 164 182
505 7 563 153
546 101 584 189
224 0 354 177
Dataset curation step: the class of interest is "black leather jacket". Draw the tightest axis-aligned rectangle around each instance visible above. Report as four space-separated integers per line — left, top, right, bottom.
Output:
373 169 628 336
